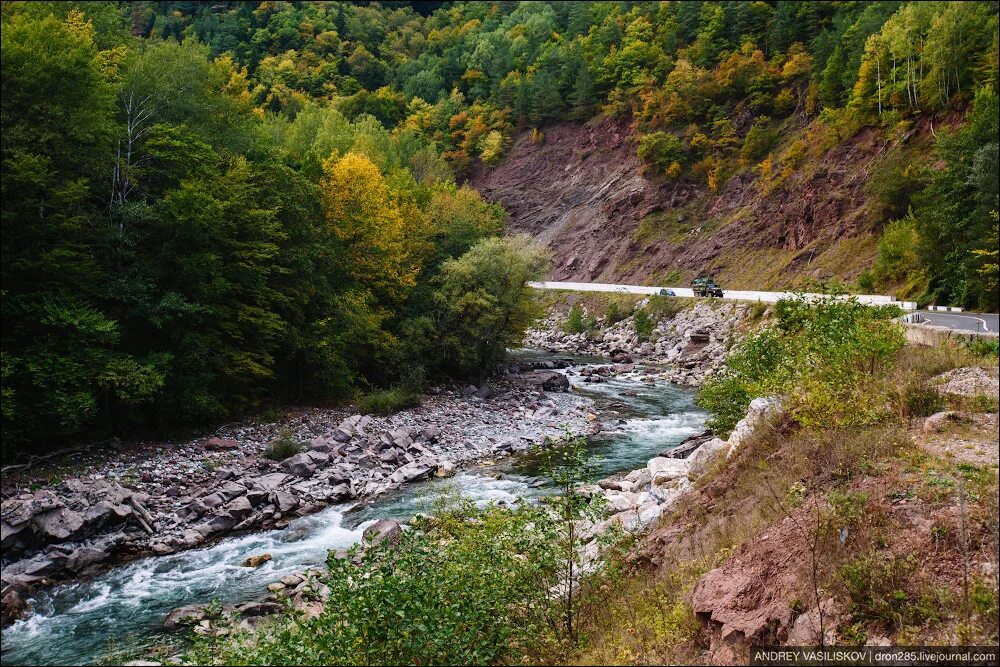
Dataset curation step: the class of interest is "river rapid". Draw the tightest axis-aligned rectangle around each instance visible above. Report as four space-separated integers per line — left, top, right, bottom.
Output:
1 351 706 666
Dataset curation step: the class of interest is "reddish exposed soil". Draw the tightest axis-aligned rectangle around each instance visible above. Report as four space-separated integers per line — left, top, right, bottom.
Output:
470 115 939 285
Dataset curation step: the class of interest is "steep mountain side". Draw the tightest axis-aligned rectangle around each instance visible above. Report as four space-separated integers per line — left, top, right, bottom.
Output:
472 115 939 290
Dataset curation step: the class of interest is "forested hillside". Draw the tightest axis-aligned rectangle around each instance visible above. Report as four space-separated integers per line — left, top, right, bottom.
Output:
2 1 998 449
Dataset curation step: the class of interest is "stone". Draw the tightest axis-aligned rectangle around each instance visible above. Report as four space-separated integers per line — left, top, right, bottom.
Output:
664 431 714 459
251 473 289 491
65 543 112 572
687 438 730 477
282 453 317 478
202 512 236 535
363 519 402 547
273 491 298 514
647 457 687 484
434 461 456 478
389 460 436 485
473 386 492 399
223 496 253 520
217 482 248 500
624 467 652 491
538 372 570 392
204 437 239 452
164 604 212 630
305 450 330 466
235 601 282 618
922 410 968 433
31 507 85 542
726 397 782 454
1 587 28 626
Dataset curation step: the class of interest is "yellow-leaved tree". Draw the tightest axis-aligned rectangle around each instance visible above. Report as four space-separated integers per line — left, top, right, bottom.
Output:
320 152 419 304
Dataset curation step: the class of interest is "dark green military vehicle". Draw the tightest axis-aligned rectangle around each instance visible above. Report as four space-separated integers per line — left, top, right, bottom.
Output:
691 276 724 298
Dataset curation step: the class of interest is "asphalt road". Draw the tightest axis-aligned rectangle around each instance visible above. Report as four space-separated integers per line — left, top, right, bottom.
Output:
914 311 998 333
529 280 909 307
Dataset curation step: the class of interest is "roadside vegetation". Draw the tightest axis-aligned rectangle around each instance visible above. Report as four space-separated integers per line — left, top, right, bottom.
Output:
573 301 999 662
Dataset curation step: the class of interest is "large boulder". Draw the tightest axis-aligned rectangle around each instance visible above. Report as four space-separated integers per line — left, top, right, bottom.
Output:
31 507 85 542
538 371 570 392
687 438 730 477
164 603 217 630
726 397 782 454
389 460 436 485
223 496 253 520
647 457 688 485
1 587 28 626
282 453 317 478
250 473 289 491
362 519 402 547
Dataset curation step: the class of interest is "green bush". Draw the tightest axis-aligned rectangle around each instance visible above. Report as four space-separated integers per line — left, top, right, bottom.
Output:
187 503 564 665
839 552 928 630
872 217 925 289
263 431 304 461
740 117 778 163
637 131 685 175
604 301 629 326
565 303 586 334
633 308 654 341
356 388 422 415
898 377 945 418
865 150 924 223
964 337 1000 357
646 295 688 320
697 296 907 435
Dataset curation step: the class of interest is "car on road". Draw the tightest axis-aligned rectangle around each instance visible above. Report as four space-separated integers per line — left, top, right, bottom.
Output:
691 277 723 298
658 288 676 297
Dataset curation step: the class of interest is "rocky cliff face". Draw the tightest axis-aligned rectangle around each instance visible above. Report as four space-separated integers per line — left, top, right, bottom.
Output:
471 116 934 288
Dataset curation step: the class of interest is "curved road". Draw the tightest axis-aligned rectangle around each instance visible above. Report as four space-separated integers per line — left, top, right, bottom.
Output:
912 311 998 333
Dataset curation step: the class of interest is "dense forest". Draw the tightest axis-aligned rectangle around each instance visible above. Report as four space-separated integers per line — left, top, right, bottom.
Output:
2 0 998 449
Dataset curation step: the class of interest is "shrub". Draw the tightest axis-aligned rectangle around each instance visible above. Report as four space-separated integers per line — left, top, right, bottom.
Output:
604 301 628 326
865 150 924 223
964 337 1000 357
698 296 907 435
187 502 564 666
872 217 925 290
646 294 689 320
565 303 586 334
839 552 927 630
263 431 304 460
638 131 685 175
896 375 945 418
357 387 421 415
740 117 777 164
633 308 654 341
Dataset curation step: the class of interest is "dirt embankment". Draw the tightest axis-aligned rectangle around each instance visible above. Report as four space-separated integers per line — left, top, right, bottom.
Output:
470 115 938 288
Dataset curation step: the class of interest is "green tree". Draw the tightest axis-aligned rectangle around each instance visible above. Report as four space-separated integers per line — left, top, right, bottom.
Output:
432 236 549 380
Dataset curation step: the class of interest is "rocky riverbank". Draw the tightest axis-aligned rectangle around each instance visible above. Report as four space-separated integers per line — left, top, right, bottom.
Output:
524 300 753 385
157 387 781 646
1 372 598 625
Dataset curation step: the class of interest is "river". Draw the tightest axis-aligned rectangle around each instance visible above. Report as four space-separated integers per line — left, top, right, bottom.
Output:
1 351 706 666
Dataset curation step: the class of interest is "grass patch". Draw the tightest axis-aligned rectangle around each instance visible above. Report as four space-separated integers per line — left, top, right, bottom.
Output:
263 430 305 461
356 388 422 416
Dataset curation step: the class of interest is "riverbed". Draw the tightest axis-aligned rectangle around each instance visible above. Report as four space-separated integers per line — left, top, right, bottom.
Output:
1 352 705 666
